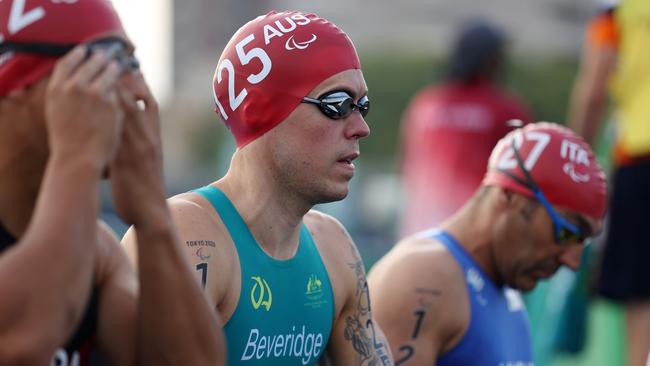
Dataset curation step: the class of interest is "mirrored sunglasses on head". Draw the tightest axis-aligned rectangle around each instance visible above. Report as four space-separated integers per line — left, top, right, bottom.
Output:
302 90 370 120
497 139 587 246
0 36 139 72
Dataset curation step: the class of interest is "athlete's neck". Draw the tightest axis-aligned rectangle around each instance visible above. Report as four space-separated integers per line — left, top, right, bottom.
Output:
440 194 502 285
214 151 309 260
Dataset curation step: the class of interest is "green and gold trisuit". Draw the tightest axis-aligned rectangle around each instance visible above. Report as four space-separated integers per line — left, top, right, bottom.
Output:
194 186 335 366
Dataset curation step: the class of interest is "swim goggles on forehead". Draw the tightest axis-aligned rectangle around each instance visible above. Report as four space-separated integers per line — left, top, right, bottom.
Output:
302 90 370 120
0 36 139 72
497 140 588 246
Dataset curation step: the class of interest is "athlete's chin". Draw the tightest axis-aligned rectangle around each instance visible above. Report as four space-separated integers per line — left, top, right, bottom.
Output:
322 190 349 203
330 189 349 202
313 184 349 204
511 276 539 292
331 180 351 199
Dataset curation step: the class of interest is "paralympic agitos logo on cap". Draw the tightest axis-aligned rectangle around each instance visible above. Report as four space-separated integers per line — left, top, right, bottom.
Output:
285 34 317 50
560 139 591 183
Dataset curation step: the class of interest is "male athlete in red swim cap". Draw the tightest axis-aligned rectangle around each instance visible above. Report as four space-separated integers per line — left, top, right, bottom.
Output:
0 1 223 364
369 122 607 366
124 10 392 365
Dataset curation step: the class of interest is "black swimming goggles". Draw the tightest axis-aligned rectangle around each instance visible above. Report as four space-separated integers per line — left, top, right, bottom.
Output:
0 36 139 72
302 90 370 120
497 139 590 246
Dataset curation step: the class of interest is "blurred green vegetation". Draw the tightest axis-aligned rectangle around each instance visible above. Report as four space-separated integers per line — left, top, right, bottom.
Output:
190 113 230 166
359 51 579 167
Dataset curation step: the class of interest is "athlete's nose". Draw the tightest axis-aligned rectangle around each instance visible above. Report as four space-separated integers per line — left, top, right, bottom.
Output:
558 244 583 271
345 113 370 140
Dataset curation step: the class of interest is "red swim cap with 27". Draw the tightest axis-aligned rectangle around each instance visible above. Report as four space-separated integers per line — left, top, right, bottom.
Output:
483 122 607 220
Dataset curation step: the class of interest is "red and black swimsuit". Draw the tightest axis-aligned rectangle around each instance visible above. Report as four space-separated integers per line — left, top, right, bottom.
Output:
0 224 101 366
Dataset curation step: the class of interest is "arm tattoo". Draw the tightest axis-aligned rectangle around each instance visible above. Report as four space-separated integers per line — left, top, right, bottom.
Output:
344 315 373 360
187 239 215 289
344 243 393 365
395 346 415 366
195 262 208 289
395 288 441 365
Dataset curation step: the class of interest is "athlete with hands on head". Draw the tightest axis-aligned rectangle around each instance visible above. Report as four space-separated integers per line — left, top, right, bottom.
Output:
369 123 607 366
0 0 224 365
124 10 393 366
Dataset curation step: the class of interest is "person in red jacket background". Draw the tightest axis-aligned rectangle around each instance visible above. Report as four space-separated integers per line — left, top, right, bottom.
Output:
399 19 532 237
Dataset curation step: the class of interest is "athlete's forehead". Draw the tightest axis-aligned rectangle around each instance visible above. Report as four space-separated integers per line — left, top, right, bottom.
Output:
309 69 367 99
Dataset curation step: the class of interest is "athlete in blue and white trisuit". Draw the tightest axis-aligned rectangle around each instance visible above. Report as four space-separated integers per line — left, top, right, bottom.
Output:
369 123 607 365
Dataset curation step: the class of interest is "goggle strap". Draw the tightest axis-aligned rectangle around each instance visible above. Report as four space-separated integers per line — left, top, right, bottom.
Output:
509 139 543 192
0 41 74 56
498 140 584 243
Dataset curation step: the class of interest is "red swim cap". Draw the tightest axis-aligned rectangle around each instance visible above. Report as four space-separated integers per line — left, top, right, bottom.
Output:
483 122 607 220
0 0 125 97
212 11 361 148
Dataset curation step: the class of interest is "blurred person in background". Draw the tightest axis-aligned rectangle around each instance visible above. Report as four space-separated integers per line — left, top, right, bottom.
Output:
399 19 532 237
0 0 224 364
370 123 607 365
568 1 650 365
124 10 392 366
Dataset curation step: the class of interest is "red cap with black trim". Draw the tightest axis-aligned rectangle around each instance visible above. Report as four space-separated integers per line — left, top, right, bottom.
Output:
0 0 125 97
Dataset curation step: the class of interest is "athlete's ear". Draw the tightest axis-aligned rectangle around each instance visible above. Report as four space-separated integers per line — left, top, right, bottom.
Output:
493 186 513 210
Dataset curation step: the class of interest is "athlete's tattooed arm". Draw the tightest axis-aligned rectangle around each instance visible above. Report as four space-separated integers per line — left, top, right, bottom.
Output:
123 195 232 365
329 240 393 365
393 289 440 365
306 211 393 365
367 236 469 366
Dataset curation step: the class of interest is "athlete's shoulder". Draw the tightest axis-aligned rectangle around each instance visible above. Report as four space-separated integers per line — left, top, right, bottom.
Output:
168 190 213 217
95 220 136 290
371 231 464 294
303 210 362 281
167 189 237 262
369 232 470 357
167 190 230 239
304 209 352 244
304 209 344 227
389 232 451 262
95 220 127 272
159 190 237 307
